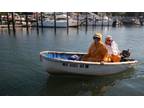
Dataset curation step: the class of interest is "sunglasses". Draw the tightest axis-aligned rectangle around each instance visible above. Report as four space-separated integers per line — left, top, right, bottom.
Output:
93 36 100 40
106 40 111 42
106 39 113 42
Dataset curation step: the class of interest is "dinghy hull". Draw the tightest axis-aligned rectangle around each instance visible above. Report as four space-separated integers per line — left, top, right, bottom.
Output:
40 51 138 76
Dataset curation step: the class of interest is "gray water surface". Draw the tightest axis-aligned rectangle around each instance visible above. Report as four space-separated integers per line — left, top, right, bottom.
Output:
0 26 144 96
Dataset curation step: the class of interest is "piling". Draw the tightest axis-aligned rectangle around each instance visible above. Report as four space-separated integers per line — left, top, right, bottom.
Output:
20 15 22 26
93 15 95 26
108 16 109 26
66 12 69 35
139 17 143 26
77 13 79 26
40 12 44 32
76 13 79 34
95 17 97 26
40 12 43 28
101 13 103 27
67 12 69 28
36 13 39 28
36 12 39 34
11 12 16 33
54 12 56 31
7 13 10 31
86 12 88 27
0 14 2 25
112 20 116 27
25 13 29 31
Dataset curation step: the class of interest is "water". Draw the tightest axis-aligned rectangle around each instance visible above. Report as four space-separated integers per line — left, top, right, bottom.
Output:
0 26 144 96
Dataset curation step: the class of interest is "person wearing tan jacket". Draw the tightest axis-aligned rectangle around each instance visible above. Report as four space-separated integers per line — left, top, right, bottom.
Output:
82 32 108 62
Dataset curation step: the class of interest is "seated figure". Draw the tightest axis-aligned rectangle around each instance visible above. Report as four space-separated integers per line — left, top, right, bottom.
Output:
105 35 121 62
82 32 108 62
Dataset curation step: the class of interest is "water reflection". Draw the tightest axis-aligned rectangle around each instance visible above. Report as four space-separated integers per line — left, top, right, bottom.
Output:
3 26 115 38
77 27 79 35
40 69 135 96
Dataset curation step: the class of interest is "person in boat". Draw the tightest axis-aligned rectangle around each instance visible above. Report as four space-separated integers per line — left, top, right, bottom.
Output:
105 35 121 62
82 32 108 62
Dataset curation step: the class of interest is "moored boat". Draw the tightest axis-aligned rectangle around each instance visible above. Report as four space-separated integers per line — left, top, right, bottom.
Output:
40 51 138 76
35 13 79 28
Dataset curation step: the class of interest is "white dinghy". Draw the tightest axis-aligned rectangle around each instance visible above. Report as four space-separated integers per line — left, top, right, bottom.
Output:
40 51 138 76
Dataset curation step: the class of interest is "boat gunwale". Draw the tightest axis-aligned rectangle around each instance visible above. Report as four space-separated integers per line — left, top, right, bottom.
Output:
40 51 138 65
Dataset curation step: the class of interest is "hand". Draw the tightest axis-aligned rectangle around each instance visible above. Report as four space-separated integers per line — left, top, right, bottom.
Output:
100 61 104 65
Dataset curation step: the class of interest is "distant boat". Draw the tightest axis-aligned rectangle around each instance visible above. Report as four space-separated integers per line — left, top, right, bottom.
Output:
21 21 31 27
35 14 79 28
122 17 141 25
95 19 113 26
40 51 138 76
81 15 113 26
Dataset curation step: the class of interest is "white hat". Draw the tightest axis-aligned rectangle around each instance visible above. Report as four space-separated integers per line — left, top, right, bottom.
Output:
106 35 113 40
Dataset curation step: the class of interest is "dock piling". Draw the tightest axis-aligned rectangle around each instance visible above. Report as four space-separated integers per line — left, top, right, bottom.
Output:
40 12 43 28
77 12 79 27
95 17 97 26
11 12 16 33
36 12 39 34
101 13 103 27
93 15 95 26
7 13 10 31
54 12 56 31
25 13 29 31
36 13 39 28
108 15 110 26
86 12 88 27
67 12 69 35
0 14 2 25
139 17 143 26
67 12 69 28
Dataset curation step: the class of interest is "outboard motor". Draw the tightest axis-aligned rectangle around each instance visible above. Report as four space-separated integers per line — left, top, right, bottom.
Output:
120 49 131 61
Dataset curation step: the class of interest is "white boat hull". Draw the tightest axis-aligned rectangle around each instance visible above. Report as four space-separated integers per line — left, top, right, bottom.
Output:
40 51 138 76
39 20 78 27
82 20 113 26
95 21 113 26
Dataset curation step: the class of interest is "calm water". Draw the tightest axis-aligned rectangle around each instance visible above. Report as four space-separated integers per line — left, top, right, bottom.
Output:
0 26 144 96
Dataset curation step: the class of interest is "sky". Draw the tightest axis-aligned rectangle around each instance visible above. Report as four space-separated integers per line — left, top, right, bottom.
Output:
0 0 144 12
